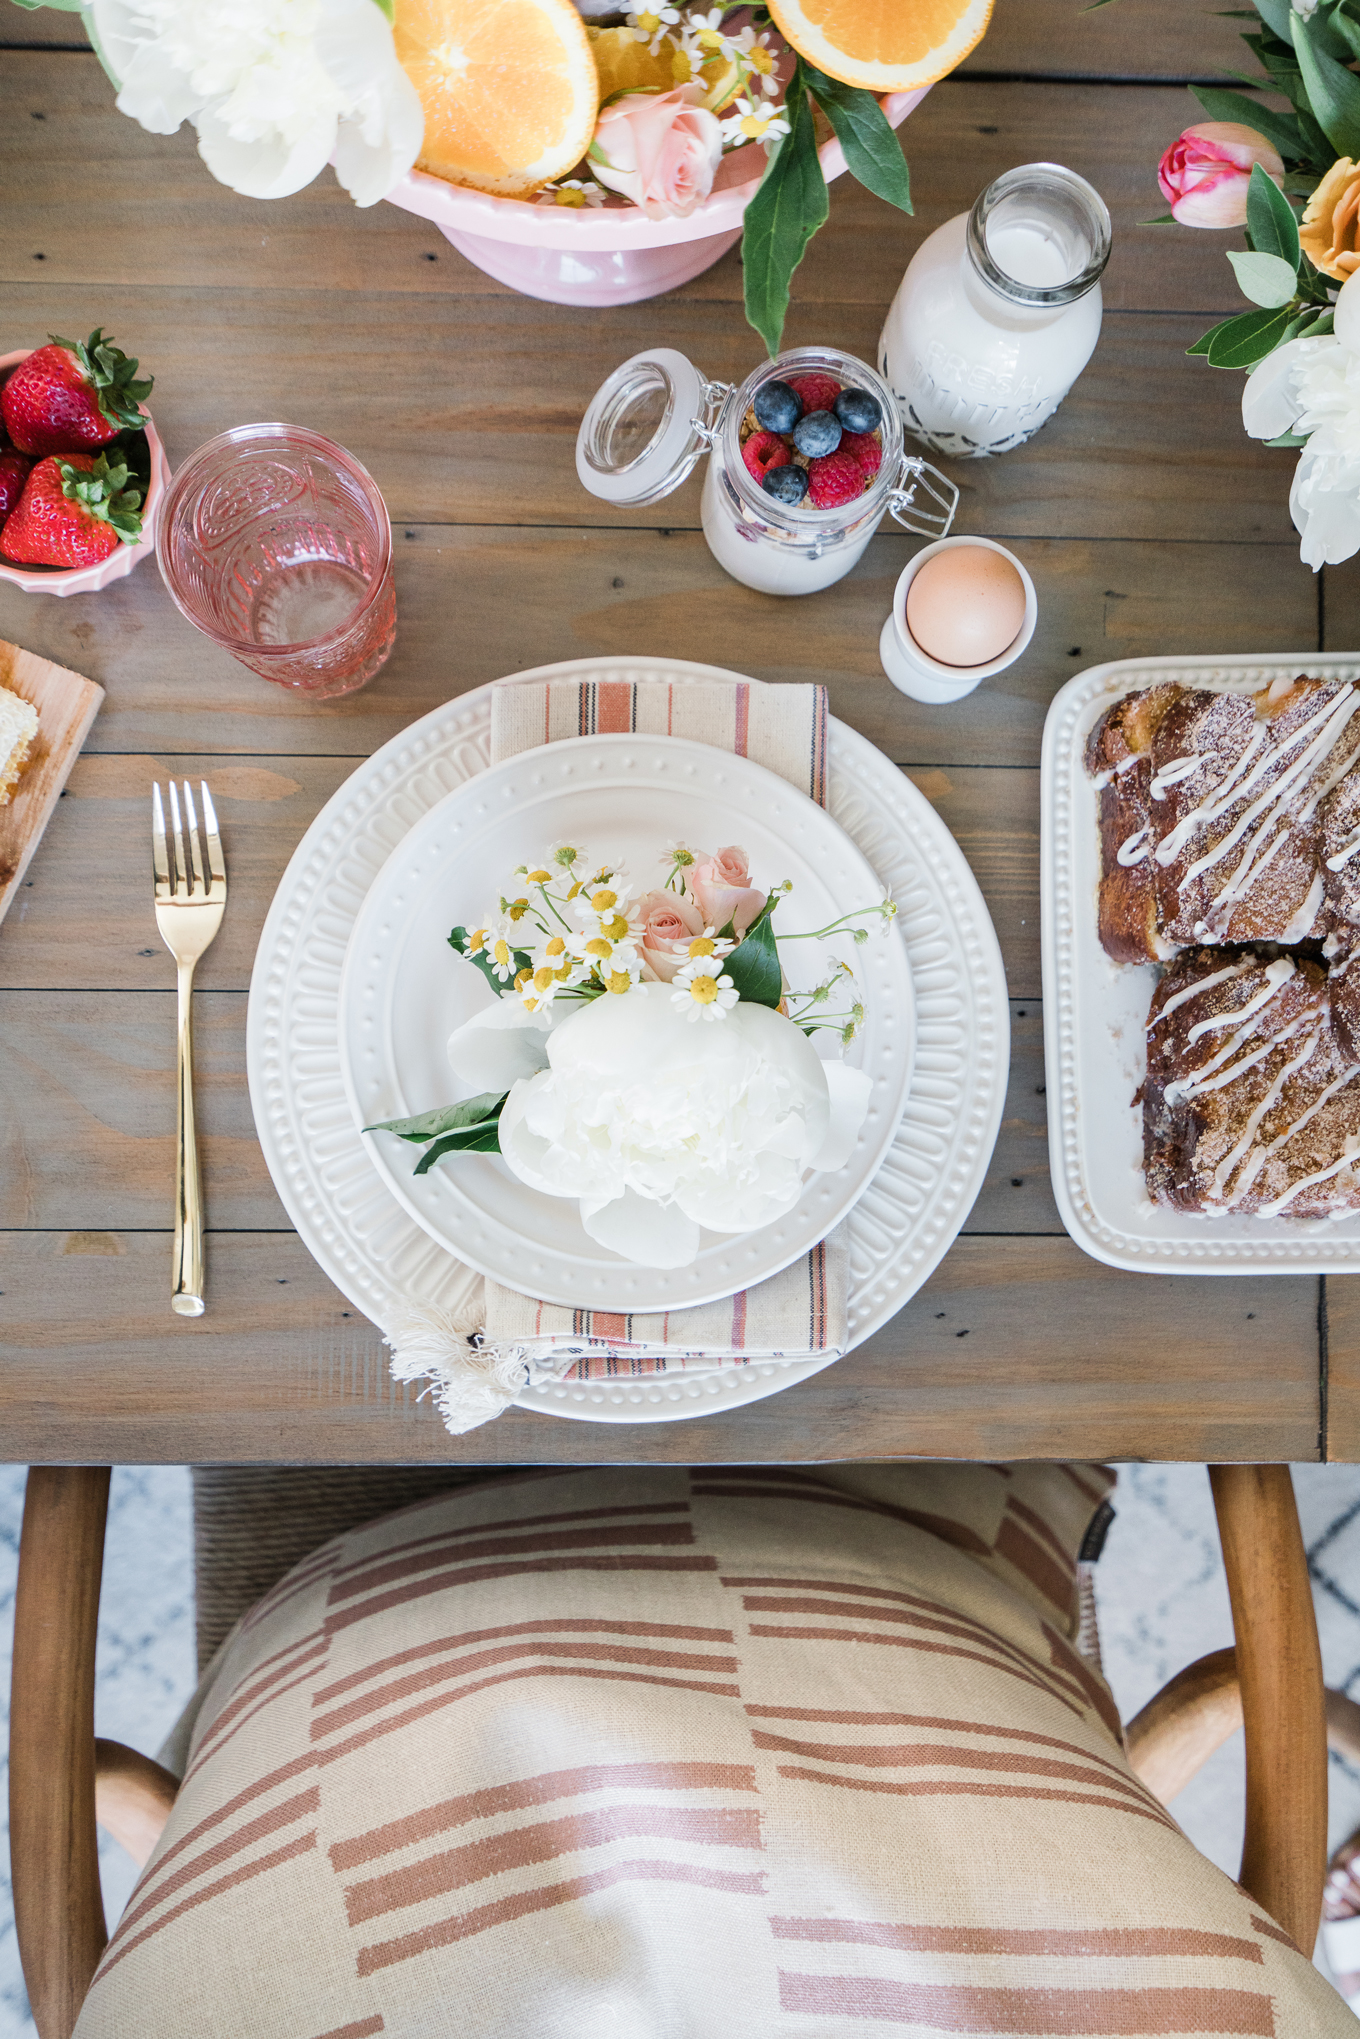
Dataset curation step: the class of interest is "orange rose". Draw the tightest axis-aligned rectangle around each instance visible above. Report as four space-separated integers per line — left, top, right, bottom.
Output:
1301 157 1360 281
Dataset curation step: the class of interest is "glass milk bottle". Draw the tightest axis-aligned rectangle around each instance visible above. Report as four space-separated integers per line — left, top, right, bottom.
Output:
576 345 958 597
880 163 1112 458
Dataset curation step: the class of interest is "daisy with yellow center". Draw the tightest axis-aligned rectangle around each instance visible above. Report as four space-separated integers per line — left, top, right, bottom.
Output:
721 95 790 146
671 954 738 1022
627 2 680 52
488 931 519 981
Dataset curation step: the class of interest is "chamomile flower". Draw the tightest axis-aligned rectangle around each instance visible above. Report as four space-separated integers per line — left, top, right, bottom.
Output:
628 3 681 52
683 928 735 961
671 953 738 1021
484 923 523 983
572 881 637 944
568 927 643 979
548 841 585 870
732 25 782 95
518 956 579 1014
537 178 607 208
687 5 742 60
720 95 790 146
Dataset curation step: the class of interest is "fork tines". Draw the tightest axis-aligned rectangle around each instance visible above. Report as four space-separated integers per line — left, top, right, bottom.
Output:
152 779 224 900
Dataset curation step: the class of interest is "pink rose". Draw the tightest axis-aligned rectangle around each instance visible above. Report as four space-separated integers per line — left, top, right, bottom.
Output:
1157 122 1284 228
636 889 706 982
590 85 723 221
689 847 764 937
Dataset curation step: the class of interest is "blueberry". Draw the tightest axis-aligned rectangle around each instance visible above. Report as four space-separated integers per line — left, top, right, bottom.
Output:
763 463 808 505
753 378 802 433
793 409 841 457
834 387 881 434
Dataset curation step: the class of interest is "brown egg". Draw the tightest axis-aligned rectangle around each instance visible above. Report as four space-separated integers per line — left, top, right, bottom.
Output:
905 545 1027 668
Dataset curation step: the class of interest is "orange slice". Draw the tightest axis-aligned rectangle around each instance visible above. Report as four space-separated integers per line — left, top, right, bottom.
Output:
588 27 742 112
766 0 993 91
396 0 600 199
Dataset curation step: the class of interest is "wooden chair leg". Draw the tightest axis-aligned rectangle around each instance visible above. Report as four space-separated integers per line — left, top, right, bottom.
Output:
94 1741 180 1870
1209 1463 1327 1954
9 1467 111 2039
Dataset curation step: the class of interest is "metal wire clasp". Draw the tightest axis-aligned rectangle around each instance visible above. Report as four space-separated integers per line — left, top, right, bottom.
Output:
689 377 733 449
888 457 959 538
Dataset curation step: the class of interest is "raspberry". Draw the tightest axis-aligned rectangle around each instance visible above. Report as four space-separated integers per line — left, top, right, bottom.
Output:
840 430 882 478
787 373 842 417
742 429 791 483
806 449 866 509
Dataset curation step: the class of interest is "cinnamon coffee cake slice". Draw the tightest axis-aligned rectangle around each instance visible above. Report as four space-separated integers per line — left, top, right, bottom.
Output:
1143 947 1360 1218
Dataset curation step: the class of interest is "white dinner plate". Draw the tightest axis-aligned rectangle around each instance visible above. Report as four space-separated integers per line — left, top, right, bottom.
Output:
338 734 916 1311
247 655 1009 1421
1042 650 1360 1274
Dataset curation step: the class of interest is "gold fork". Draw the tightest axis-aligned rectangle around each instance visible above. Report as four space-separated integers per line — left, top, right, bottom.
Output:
152 780 226 1317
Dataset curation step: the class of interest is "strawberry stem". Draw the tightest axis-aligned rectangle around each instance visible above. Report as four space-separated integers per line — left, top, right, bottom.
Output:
56 451 144 545
50 327 154 434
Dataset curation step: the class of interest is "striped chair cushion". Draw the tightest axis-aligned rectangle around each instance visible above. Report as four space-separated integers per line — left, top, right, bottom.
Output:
74 1462 1350 2038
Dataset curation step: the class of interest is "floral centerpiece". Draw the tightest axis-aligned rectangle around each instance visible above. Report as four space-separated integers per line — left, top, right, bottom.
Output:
1154 0 1360 565
35 0 992 350
365 838 888 1268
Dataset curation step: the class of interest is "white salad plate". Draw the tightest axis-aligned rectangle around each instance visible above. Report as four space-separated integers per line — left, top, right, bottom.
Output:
1042 650 1360 1275
247 656 1009 1422
337 734 916 1312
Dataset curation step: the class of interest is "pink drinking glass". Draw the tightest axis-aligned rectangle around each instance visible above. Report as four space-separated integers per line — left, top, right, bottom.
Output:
156 423 396 698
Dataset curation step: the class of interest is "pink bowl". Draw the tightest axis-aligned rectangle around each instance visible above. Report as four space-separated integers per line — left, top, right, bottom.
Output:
0 347 170 597
385 86 929 306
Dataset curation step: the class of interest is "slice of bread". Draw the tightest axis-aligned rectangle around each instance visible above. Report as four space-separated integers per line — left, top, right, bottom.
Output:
0 682 38 805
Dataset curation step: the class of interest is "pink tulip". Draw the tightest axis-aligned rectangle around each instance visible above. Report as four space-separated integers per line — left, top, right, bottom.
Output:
1157 121 1285 227
590 85 722 221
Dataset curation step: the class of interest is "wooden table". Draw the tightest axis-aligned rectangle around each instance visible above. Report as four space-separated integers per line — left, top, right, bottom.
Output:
1 0 1352 1465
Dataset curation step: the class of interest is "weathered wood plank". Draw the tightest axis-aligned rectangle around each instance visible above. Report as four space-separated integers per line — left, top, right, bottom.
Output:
0 756 1042 996
0 280 1296 542
961 0 1247 81
0 992 1060 1234
0 533 1317 768
0 57 1248 318
0 1231 1320 1462
1321 1277 1360 1462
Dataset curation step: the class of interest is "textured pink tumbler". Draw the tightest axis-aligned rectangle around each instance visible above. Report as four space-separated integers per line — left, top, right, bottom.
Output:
156 423 396 698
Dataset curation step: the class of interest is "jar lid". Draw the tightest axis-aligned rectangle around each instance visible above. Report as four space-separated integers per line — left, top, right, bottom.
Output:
576 348 713 508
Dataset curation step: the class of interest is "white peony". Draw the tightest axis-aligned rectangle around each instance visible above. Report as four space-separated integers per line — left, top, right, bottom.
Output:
89 0 424 205
1242 272 1360 569
491 990 869 1269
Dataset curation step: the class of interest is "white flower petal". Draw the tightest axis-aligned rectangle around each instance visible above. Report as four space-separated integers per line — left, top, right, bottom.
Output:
1241 337 1315 441
580 1188 702 1267
811 1062 873 1173
194 101 337 199
447 1001 554 1093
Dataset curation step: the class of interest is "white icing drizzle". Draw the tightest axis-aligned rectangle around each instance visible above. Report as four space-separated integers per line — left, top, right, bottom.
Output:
1226 1061 1359 1208
1254 1133 1360 1216
1299 735 1360 824
1117 826 1151 867
1163 1009 1312 1107
1185 958 1295 1043
1280 868 1326 943
1146 961 1257 1032
1154 690 1359 888
1149 754 1201 800
1326 829 1360 872
1210 1028 1323 1205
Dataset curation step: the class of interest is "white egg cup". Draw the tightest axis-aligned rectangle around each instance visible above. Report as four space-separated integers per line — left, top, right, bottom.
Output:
879 535 1037 704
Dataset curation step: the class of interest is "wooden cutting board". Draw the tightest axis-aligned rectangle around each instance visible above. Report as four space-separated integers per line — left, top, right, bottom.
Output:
0 638 104 929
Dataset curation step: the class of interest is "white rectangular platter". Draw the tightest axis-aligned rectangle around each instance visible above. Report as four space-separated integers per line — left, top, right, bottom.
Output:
1041 650 1360 1275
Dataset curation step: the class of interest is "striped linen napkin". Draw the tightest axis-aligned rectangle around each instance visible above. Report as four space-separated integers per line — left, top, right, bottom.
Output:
382 672 849 1432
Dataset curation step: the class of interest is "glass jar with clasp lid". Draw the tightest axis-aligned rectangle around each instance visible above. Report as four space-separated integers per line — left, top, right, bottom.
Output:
576 345 958 598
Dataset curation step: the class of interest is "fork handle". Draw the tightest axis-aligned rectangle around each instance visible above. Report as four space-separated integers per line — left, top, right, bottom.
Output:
171 959 205 1317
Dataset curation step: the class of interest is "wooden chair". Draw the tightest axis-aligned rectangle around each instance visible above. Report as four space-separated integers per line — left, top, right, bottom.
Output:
7 1463 1332 2039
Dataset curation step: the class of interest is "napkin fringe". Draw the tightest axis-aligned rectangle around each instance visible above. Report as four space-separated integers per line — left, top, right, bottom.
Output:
382 1295 530 1435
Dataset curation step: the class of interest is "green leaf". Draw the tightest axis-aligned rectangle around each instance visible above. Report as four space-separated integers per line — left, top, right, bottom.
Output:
368 0 394 16
1246 158 1302 265
1227 247 1299 304
800 63 912 214
364 1092 508 1141
741 63 829 357
1142 212 1177 224
1187 318 1234 355
1291 17 1360 156
1204 301 1298 365
448 924 530 997
1253 0 1294 39
413 1122 503 1170
723 912 783 1009
1264 428 1312 445
1190 83 1304 158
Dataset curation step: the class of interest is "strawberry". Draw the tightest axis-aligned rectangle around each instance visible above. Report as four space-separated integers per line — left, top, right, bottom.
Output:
0 451 143 568
1 329 153 457
0 448 32 523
